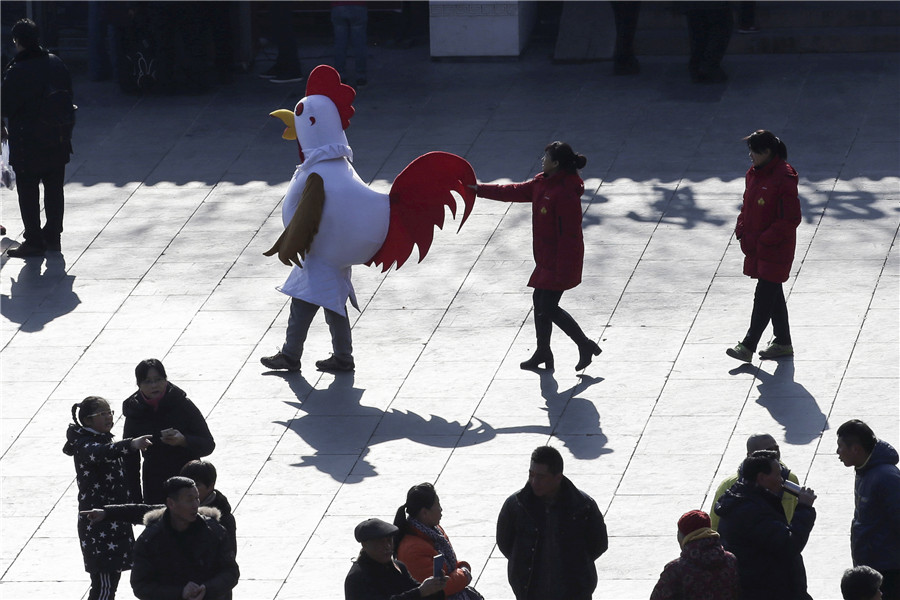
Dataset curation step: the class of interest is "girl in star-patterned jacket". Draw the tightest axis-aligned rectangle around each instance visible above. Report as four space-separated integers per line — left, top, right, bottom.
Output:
62 396 152 600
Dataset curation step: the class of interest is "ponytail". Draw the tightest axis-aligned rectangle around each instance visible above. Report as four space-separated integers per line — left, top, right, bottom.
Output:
545 141 587 173
72 396 106 426
745 130 788 160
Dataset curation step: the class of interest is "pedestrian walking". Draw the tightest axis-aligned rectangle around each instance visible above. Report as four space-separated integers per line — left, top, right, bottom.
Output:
471 141 602 371
726 130 801 363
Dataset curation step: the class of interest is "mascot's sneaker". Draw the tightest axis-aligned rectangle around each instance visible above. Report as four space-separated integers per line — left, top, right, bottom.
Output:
759 343 794 359
315 355 355 372
260 352 301 371
726 342 753 363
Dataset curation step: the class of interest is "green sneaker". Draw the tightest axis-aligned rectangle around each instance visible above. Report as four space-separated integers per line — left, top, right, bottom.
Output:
759 343 794 359
726 342 753 363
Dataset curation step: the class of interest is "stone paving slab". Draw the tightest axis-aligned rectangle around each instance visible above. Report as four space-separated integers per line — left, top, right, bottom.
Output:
1 39 898 600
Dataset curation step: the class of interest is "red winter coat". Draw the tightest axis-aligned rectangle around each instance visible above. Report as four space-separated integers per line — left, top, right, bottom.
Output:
478 170 585 290
735 156 801 283
397 524 472 596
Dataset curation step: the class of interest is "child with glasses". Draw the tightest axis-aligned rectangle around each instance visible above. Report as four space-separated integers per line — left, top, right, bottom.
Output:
63 396 152 600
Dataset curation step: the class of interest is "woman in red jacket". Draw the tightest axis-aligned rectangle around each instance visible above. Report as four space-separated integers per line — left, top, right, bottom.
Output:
727 130 802 362
472 141 601 371
393 483 481 600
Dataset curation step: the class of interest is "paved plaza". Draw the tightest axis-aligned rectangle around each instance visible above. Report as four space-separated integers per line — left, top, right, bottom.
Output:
1 38 898 600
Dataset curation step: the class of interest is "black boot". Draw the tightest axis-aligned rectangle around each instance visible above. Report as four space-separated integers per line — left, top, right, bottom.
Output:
576 340 602 371
521 347 554 370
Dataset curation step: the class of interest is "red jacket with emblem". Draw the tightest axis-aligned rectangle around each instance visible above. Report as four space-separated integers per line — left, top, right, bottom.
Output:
478 170 585 290
735 156 801 283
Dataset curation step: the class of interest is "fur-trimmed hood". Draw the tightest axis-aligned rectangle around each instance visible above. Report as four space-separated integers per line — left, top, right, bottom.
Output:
143 505 222 527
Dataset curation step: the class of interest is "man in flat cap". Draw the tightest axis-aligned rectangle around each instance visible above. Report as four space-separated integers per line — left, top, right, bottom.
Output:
650 509 739 600
345 518 446 600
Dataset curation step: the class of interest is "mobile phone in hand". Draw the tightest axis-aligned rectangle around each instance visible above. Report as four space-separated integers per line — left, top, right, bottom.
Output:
433 554 444 578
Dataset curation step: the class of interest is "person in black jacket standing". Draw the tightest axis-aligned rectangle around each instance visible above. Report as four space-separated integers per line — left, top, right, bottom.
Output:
715 450 817 600
131 477 239 600
496 445 608 600
2 18 74 257
123 359 215 504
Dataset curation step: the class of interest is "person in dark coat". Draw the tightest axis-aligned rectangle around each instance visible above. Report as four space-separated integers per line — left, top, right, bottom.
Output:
63 396 152 600
727 130 802 363
496 446 608 600
715 450 817 600
130 477 239 600
471 141 601 371
122 359 215 504
1 18 74 257
650 509 739 600
81 459 237 559
344 518 446 600
837 419 900 599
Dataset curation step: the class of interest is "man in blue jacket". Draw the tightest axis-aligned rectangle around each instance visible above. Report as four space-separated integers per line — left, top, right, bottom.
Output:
837 419 900 600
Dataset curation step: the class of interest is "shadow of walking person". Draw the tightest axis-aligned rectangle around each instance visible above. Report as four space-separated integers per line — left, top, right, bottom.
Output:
751 359 829 445
1 253 80 332
542 371 612 460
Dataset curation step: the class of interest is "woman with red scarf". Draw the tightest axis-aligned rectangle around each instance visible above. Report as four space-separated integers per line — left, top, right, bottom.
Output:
727 130 802 363
122 359 215 503
472 141 601 371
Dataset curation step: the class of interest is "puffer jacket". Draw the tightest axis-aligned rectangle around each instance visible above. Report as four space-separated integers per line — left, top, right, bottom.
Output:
62 424 139 573
496 476 607 599
130 506 239 600
397 523 471 596
735 156 801 283
477 170 585 290
851 439 900 571
1 46 73 172
715 480 815 600
649 534 740 600
122 383 215 503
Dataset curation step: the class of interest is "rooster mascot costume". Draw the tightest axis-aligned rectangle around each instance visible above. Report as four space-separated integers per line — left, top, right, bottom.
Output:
261 65 476 373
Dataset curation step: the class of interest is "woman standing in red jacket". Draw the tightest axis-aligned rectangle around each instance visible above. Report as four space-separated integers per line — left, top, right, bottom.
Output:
727 130 802 362
472 141 601 371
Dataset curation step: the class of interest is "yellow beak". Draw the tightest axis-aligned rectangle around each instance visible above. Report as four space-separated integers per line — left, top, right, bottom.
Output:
270 109 297 141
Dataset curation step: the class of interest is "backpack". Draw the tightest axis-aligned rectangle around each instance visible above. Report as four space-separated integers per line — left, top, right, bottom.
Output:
34 85 76 149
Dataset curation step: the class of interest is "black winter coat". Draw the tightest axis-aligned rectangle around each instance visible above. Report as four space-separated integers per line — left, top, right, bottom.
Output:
122 383 215 503
496 476 608 600
62 424 139 573
103 488 237 556
1 46 73 172
131 507 239 600
344 551 442 600
715 480 816 600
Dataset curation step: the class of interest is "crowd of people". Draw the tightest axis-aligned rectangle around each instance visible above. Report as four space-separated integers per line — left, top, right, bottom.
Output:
1 9 895 600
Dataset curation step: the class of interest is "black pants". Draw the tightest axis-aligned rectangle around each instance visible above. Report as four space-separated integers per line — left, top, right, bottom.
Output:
610 2 641 63
742 278 791 351
88 571 121 600
881 569 900 600
532 288 588 349
684 4 733 75
15 164 66 247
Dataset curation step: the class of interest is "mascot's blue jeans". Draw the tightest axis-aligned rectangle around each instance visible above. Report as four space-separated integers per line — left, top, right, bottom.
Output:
283 298 353 361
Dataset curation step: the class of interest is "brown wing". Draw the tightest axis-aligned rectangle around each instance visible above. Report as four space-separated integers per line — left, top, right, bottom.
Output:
263 173 325 268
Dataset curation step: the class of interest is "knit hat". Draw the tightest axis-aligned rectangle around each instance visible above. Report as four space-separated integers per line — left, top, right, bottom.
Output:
677 510 711 536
